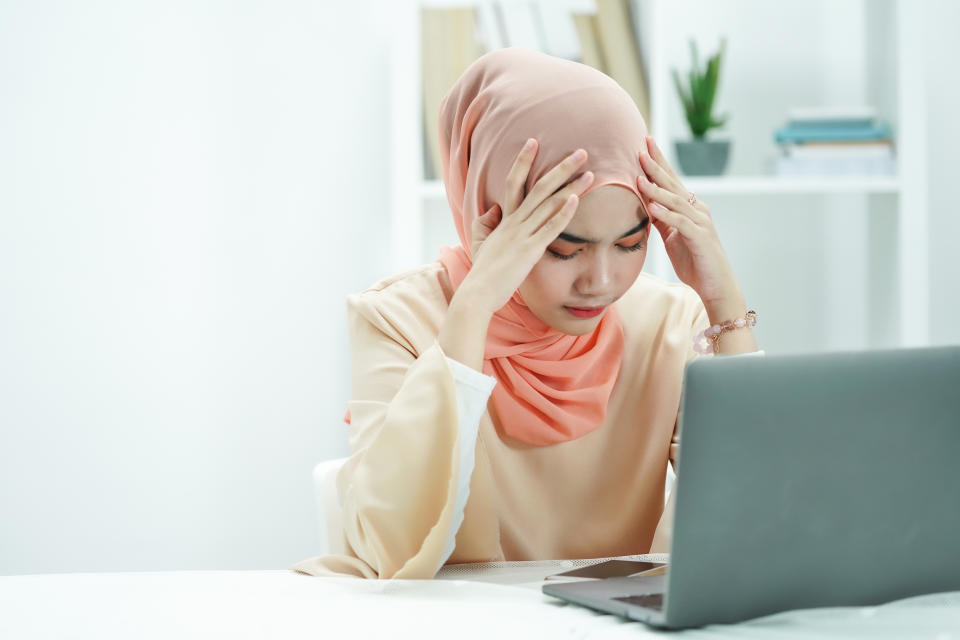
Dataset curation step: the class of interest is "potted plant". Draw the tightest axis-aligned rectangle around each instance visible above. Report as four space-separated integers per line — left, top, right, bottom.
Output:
672 37 731 176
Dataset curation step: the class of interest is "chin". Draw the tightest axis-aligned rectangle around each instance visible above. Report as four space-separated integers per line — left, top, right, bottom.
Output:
564 324 597 336
550 314 604 336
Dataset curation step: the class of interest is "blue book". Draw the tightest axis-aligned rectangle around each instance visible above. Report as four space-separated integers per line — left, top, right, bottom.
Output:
774 121 892 144
787 118 876 130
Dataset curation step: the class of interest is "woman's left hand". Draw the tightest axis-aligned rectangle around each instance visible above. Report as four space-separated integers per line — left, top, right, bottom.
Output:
636 135 745 319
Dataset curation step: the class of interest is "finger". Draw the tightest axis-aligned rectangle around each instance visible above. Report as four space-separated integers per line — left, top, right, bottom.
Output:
521 148 589 220
638 138 686 196
644 137 711 216
475 203 502 232
504 138 539 216
646 201 698 238
649 213 672 239
531 193 578 240
526 169 593 230
637 174 708 225
644 136 683 185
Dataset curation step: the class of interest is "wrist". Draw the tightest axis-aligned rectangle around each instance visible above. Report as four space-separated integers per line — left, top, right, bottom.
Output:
694 307 759 355
440 286 494 373
455 274 504 317
451 278 496 318
703 290 746 325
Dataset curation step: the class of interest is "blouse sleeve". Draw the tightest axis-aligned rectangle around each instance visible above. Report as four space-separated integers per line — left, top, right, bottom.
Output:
291 296 496 579
669 304 712 470
442 355 499 563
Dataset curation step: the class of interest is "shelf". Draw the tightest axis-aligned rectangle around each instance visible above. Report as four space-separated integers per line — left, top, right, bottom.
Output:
420 175 900 200
677 175 900 195
399 0 929 348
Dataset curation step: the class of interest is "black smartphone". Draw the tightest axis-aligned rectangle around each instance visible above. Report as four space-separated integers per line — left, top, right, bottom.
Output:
544 559 668 581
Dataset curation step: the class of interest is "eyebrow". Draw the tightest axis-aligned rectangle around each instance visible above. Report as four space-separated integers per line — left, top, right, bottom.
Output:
557 218 649 244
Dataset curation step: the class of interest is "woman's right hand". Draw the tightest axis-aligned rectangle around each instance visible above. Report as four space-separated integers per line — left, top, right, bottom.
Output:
460 140 595 315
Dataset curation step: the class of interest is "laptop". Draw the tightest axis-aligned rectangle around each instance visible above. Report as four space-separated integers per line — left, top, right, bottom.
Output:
543 345 960 629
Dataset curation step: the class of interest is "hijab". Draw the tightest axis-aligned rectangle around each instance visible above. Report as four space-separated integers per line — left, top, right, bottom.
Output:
435 47 650 446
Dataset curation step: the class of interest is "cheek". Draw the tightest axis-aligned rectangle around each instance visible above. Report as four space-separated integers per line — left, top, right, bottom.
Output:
613 245 648 292
629 252 646 280
520 258 571 304
630 242 649 274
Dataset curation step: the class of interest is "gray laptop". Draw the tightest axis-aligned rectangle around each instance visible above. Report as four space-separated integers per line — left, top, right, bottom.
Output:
543 345 960 629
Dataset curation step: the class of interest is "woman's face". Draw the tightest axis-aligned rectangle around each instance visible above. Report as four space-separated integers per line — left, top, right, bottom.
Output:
517 185 650 336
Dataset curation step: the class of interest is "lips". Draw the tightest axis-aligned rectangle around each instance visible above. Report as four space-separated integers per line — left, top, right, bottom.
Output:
565 305 606 318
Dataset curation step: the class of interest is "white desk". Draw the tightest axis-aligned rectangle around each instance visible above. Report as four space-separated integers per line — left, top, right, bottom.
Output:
2 555 959 638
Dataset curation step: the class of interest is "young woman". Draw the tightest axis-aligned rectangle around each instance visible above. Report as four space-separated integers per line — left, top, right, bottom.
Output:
292 47 759 579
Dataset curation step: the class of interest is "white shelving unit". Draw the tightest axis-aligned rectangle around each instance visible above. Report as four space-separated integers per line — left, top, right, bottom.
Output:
422 175 902 199
390 0 929 351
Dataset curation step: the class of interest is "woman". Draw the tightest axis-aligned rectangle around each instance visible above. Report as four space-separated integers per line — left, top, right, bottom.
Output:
291 47 759 579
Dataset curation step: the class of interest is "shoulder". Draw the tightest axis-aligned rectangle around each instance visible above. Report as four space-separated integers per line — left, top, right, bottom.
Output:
614 273 710 363
615 273 707 331
346 262 453 353
349 261 453 310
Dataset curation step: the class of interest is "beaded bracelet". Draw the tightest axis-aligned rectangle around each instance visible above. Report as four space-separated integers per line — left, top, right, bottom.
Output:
693 310 758 355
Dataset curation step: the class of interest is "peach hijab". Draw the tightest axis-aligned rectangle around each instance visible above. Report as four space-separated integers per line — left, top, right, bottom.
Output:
436 47 650 446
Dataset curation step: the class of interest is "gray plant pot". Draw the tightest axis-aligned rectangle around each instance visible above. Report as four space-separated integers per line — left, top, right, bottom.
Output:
675 139 731 176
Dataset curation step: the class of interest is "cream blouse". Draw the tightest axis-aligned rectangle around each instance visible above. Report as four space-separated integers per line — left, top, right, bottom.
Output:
290 263 714 579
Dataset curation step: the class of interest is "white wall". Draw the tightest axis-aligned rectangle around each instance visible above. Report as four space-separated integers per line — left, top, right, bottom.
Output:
1 0 958 577
925 0 960 346
0 0 400 574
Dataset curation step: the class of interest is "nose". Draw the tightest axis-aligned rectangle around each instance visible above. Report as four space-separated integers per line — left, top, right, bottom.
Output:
574 251 613 298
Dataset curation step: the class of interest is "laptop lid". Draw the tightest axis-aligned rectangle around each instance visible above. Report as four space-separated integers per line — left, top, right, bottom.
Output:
664 345 960 628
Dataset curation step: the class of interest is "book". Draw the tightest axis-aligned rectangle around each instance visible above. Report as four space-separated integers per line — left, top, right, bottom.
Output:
775 155 896 176
594 0 650 125
774 121 892 144
787 118 877 130
571 10 607 72
782 140 895 158
420 7 484 182
787 105 877 122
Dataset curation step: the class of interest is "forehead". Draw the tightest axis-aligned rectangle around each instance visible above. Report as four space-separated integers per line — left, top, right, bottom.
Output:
563 185 647 235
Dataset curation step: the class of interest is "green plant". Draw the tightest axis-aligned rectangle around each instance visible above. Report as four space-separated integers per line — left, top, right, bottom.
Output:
672 37 729 140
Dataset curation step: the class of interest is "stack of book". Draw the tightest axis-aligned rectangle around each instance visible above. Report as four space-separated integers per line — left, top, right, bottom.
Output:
773 106 896 177
421 0 649 181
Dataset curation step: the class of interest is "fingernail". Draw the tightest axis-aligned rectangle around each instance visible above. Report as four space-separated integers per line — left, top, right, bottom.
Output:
573 148 587 161
524 138 536 151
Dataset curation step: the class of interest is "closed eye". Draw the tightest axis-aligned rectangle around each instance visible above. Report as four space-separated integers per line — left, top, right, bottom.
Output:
547 240 645 261
547 249 578 261
618 240 645 252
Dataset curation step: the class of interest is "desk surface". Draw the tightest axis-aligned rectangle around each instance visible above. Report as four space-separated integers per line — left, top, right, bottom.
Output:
2 555 959 639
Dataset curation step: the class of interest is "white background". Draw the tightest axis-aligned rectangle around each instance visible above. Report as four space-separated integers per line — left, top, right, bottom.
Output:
1 0 958 575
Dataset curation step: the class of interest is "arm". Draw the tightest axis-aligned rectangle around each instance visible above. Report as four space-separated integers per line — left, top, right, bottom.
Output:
437 282 493 372
334 297 496 579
